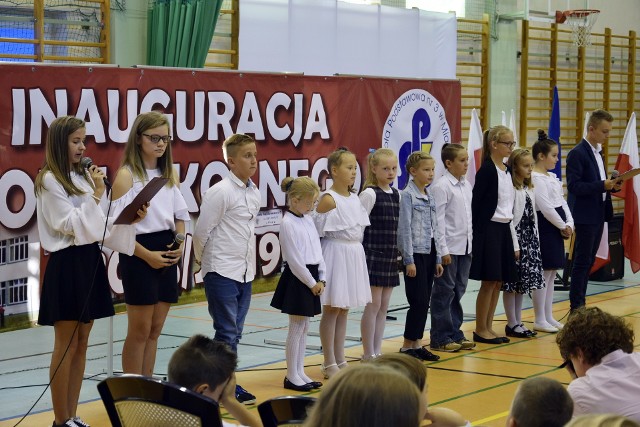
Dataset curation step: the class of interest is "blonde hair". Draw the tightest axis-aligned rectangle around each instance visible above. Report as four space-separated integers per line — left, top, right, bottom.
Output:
304 364 422 427
35 116 91 197
507 148 534 190
565 415 640 427
363 148 397 189
280 176 320 206
327 147 356 193
223 133 256 162
370 352 427 392
482 125 513 162
122 111 177 186
405 151 434 175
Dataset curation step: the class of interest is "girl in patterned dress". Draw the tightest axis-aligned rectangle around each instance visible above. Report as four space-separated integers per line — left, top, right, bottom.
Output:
359 148 400 360
502 148 545 338
313 147 371 378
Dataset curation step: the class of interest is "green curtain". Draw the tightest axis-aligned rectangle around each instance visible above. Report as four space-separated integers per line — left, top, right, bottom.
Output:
147 0 224 68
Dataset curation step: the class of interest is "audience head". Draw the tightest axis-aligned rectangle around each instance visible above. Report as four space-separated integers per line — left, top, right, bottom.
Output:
326 147 357 192
507 148 534 190
506 377 573 427
35 115 88 197
124 111 177 184
363 148 398 189
482 125 514 162
565 414 640 427
303 364 422 427
168 334 237 401
556 307 634 376
281 176 320 214
586 109 614 146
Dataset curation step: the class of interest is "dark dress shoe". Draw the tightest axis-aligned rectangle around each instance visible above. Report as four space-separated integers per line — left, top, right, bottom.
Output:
505 325 531 339
284 377 313 392
307 381 323 389
519 323 537 336
472 332 503 344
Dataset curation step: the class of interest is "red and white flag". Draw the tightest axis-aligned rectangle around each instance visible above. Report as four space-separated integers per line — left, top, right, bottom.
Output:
466 108 483 187
614 112 640 272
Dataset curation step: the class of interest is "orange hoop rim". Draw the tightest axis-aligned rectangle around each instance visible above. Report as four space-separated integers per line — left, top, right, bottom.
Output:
566 9 600 18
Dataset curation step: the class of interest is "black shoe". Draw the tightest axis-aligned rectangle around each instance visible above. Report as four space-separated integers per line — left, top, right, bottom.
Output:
235 384 256 405
400 347 439 361
520 323 537 336
284 377 314 392
472 332 503 344
500 336 510 343
505 325 532 338
306 381 323 389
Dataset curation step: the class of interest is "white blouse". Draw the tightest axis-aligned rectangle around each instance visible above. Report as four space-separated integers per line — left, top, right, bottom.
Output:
36 171 136 255
280 211 326 288
313 190 370 242
531 171 574 230
492 165 515 223
109 168 190 235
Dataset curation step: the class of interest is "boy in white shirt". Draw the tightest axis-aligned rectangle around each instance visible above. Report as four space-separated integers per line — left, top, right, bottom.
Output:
429 144 475 352
193 134 261 404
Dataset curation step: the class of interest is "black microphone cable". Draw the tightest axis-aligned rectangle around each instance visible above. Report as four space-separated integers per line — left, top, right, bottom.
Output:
13 190 114 427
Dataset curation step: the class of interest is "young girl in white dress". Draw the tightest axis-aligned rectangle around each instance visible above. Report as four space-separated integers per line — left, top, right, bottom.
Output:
271 176 326 391
110 111 190 376
531 130 574 332
314 147 371 378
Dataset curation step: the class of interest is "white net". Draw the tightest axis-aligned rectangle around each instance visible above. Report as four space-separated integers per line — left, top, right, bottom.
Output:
565 10 600 47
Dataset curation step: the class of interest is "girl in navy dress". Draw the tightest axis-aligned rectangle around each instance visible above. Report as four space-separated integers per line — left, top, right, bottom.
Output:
531 130 574 332
271 176 325 391
359 148 400 360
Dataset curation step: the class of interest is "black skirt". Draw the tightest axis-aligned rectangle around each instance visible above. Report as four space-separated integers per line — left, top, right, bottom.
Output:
271 264 321 316
537 207 567 270
119 230 179 305
469 220 518 282
38 243 115 326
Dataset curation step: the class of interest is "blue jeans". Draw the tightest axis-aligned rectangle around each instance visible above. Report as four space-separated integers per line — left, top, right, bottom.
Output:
204 272 252 353
430 254 471 346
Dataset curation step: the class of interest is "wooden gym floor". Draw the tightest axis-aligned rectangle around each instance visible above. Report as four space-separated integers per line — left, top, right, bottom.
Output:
1 265 639 427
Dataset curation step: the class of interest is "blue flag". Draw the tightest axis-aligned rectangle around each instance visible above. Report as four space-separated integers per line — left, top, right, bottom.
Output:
549 86 562 178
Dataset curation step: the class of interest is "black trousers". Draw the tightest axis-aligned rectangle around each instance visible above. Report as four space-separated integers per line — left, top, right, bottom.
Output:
403 241 436 341
570 222 604 310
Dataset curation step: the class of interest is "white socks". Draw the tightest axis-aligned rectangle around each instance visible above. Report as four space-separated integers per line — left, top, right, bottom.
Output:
532 271 562 330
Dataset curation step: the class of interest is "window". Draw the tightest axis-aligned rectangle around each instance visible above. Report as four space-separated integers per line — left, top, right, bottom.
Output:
1 278 28 305
0 235 29 265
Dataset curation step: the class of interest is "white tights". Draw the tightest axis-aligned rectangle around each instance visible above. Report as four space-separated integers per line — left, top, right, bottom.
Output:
503 292 524 331
360 286 393 358
532 270 561 327
286 315 313 386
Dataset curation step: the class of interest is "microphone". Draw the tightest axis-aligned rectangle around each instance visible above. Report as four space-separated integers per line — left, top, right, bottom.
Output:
167 233 185 251
80 157 112 189
611 170 619 180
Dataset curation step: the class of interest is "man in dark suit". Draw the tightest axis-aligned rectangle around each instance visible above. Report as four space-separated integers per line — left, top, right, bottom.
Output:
566 109 622 311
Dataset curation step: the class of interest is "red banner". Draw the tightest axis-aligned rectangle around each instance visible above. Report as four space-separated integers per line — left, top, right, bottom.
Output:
0 64 460 286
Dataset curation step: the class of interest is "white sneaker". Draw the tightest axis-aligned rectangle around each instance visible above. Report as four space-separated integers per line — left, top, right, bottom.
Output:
533 322 559 333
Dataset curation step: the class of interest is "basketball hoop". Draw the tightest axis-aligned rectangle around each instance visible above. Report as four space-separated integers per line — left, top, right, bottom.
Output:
555 9 600 47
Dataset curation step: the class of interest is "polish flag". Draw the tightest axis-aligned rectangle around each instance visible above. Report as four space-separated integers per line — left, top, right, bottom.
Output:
509 109 517 143
613 112 640 272
466 108 483 187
